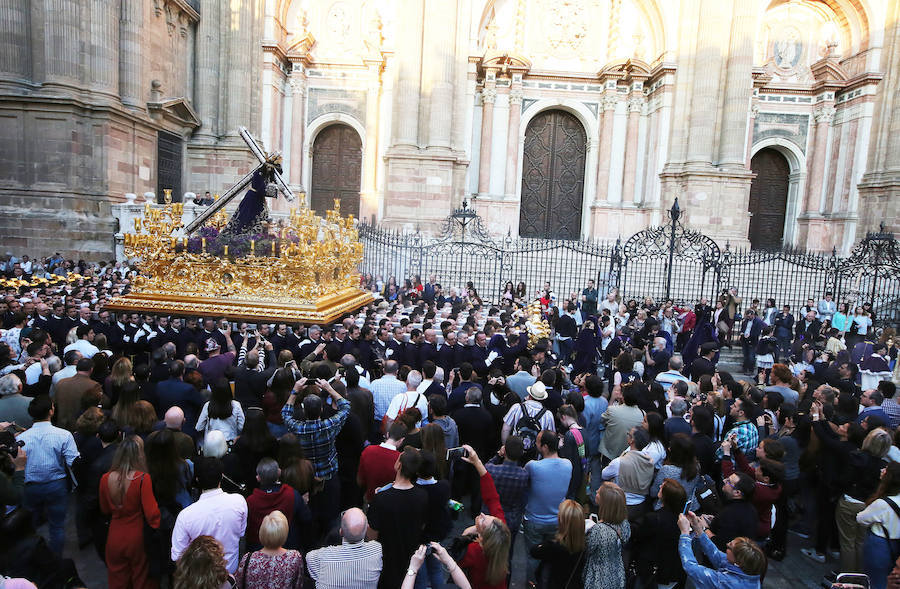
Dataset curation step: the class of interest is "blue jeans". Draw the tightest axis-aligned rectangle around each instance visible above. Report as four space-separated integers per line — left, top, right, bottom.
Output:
413 553 445 589
24 478 69 555
864 531 900 589
523 518 558 583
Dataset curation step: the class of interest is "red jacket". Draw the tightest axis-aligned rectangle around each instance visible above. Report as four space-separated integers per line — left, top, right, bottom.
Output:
357 444 400 502
722 450 781 539
459 472 507 589
246 484 295 546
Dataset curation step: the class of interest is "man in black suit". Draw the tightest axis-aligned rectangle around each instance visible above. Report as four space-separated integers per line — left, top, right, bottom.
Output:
155 360 204 438
739 309 766 372
795 310 823 343
197 317 228 360
177 317 201 358
233 346 276 410
420 361 446 399
387 327 407 368
556 303 578 364
418 328 439 370
438 331 461 380
298 325 323 360
689 342 718 381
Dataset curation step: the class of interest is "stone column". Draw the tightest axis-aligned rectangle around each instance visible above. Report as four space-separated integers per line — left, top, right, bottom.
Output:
0 0 30 79
89 0 118 96
392 0 423 147
477 83 496 195
595 94 618 203
288 75 306 189
225 0 253 136
803 104 835 213
717 0 755 168
118 0 143 107
424 0 455 149
621 96 643 204
504 86 523 197
193 0 219 139
44 0 81 84
686 0 727 165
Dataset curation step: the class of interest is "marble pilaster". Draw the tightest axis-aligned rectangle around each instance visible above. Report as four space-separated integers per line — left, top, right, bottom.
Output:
0 0 30 79
477 83 496 195
504 86 523 198
621 96 643 205
686 0 727 165
595 95 618 203
288 75 305 189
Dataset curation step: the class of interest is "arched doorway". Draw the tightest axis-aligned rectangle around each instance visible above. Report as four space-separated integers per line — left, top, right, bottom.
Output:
519 109 586 239
310 123 362 217
748 148 790 250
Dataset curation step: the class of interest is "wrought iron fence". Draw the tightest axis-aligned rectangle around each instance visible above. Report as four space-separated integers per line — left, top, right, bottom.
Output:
357 201 900 330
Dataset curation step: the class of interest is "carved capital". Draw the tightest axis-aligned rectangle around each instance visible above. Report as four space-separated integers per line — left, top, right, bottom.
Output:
627 97 644 113
600 95 619 112
482 87 497 105
508 88 524 105
814 105 836 124
750 102 760 117
289 76 306 95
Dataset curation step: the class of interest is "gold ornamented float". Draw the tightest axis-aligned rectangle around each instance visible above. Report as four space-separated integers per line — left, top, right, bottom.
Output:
106 194 373 323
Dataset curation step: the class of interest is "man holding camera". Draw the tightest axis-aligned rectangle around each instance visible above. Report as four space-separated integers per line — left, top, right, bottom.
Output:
0 427 26 508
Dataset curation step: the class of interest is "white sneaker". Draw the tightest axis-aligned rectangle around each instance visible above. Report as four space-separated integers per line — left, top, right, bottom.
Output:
801 548 826 563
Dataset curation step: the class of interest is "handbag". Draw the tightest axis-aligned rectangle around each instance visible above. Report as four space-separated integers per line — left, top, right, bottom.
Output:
139 474 165 579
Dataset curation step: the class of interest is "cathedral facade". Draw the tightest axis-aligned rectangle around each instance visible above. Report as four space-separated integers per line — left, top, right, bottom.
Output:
2 0 900 258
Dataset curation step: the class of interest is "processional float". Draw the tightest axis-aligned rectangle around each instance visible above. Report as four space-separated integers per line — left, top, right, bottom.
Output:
106 127 373 323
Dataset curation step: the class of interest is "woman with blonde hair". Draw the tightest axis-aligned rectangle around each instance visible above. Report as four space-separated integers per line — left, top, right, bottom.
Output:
235 510 304 588
457 444 511 589
531 499 586 588
583 482 630 589
99 435 161 589
173 536 231 589
106 356 134 404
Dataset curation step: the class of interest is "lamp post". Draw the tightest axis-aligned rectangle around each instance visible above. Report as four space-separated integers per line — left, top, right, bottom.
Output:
666 198 682 300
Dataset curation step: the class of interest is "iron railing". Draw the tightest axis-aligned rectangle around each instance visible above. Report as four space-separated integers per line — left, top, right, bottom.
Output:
357 204 900 330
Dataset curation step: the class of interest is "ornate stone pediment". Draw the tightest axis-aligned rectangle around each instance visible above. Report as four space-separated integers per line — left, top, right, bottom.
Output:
480 50 531 76
598 58 652 84
147 97 201 131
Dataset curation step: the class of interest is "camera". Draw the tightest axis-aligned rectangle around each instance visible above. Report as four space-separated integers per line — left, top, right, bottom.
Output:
0 431 23 459
446 447 469 461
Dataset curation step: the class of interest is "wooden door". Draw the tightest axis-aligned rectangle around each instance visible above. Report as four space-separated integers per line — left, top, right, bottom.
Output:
748 148 790 250
310 124 362 217
519 110 586 239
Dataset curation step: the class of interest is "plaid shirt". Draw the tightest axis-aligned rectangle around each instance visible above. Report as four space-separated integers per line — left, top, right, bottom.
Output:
716 420 758 459
882 398 900 430
485 459 530 532
282 398 350 480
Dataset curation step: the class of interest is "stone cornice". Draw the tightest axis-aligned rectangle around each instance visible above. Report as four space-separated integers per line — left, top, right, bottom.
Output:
152 0 199 23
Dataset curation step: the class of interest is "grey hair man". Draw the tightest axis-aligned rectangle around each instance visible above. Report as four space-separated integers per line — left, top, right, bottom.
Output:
0 373 31 427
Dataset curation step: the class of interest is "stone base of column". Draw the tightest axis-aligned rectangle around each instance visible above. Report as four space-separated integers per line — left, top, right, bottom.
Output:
795 215 830 251
380 149 468 233
476 196 520 236
858 173 900 236
659 165 754 249
589 202 653 240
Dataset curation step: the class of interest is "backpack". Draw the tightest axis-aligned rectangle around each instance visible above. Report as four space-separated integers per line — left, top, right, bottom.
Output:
514 402 547 458
569 427 588 471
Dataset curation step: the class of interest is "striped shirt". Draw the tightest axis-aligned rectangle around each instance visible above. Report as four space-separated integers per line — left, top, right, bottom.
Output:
306 539 383 589
369 375 407 421
18 421 80 483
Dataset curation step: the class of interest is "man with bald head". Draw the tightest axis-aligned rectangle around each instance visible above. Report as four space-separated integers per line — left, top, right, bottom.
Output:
161 406 196 460
306 507 383 588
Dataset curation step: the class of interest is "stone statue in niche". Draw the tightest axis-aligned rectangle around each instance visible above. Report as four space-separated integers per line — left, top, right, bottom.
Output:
773 28 803 70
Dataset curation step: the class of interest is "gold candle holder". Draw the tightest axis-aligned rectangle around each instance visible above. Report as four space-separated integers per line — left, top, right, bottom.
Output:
271 240 277 257
223 245 229 257
250 240 255 255
201 237 206 253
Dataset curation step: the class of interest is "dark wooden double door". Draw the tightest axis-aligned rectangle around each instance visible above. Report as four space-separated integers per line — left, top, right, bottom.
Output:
310 123 362 217
519 109 586 239
748 148 790 250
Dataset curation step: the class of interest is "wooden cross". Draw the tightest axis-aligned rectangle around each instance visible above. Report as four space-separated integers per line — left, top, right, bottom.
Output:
184 126 296 234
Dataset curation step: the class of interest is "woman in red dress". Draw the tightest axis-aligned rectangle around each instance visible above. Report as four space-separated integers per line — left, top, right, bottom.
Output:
100 435 162 589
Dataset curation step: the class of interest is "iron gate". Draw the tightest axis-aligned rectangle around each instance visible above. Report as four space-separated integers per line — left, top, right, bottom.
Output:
357 202 900 330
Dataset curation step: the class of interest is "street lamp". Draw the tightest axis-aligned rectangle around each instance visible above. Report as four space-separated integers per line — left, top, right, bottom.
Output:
666 198 681 300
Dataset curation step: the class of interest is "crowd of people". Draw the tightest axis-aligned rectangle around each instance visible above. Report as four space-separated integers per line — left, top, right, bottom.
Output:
1 254 900 589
